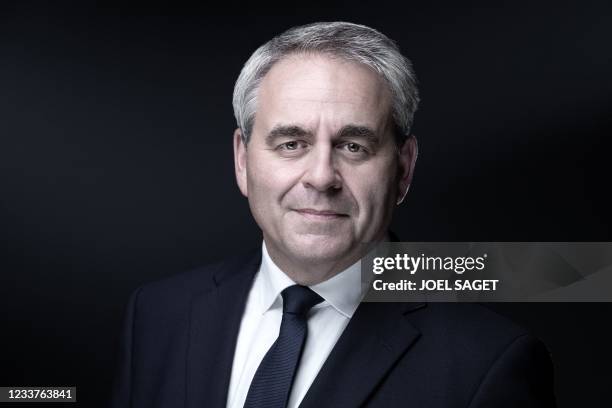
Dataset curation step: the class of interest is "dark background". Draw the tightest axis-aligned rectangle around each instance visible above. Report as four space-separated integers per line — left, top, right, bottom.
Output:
1 1 611 407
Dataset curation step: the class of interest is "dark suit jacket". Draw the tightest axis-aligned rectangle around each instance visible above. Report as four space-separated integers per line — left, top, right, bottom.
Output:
110 249 556 408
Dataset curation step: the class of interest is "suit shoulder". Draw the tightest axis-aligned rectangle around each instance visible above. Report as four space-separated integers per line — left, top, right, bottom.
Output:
413 303 533 350
133 249 260 311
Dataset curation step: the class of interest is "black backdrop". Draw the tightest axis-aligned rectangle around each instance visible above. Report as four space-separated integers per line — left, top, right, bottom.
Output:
1 1 611 407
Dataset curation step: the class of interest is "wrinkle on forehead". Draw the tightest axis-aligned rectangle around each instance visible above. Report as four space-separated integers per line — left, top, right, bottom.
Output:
254 53 393 140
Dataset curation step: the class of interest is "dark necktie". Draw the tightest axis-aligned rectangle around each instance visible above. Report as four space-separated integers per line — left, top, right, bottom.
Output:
243 285 324 408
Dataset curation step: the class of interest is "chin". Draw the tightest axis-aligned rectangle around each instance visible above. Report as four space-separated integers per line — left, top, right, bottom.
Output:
286 233 358 264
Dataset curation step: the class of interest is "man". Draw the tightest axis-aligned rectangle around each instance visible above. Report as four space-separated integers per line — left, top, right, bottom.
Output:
111 22 556 407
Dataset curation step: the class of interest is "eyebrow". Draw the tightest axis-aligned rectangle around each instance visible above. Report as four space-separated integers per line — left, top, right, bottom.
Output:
265 124 380 146
265 125 313 145
337 125 380 146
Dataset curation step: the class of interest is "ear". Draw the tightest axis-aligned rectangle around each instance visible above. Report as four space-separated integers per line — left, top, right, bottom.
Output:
233 128 248 197
396 135 418 205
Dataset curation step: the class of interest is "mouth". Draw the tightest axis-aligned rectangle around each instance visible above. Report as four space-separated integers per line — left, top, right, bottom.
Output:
294 208 349 220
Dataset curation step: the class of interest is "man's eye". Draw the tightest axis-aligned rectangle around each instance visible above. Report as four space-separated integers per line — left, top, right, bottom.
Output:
277 141 305 151
283 141 299 150
341 142 366 154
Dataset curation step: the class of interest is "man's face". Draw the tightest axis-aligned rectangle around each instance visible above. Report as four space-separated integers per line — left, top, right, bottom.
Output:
234 54 416 278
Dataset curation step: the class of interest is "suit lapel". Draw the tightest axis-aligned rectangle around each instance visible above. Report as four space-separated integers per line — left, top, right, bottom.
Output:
186 251 261 408
299 302 425 408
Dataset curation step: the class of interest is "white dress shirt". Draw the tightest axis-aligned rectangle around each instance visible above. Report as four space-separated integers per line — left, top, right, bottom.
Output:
226 242 364 408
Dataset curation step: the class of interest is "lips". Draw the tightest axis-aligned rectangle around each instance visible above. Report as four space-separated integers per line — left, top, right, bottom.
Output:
294 208 348 218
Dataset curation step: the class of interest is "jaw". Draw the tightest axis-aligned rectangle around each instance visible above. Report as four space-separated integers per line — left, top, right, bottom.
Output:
262 226 375 285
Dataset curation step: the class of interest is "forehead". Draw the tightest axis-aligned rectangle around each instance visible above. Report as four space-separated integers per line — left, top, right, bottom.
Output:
254 53 393 135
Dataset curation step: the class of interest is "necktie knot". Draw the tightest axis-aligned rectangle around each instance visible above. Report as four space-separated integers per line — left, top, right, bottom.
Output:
281 285 323 315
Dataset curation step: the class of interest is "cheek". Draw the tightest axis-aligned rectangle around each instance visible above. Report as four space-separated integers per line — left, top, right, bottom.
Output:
347 162 397 217
246 154 300 202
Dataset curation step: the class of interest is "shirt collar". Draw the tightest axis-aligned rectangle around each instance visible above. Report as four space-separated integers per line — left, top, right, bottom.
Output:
258 242 296 314
258 241 364 319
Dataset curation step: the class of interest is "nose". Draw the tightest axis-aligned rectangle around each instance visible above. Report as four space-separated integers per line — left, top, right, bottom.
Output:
301 144 342 192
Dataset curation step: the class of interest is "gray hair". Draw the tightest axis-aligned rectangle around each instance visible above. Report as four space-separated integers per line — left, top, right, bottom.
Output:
232 21 420 145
